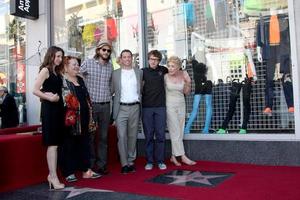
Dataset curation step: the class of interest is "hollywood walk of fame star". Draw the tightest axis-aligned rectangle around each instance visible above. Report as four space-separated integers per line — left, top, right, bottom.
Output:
62 187 113 199
165 171 228 186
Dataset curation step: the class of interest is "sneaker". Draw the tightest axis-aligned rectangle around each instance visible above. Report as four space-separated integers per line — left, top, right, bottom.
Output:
263 107 272 114
239 129 247 134
158 162 167 170
288 107 294 113
66 174 77 182
217 128 227 134
144 163 153 170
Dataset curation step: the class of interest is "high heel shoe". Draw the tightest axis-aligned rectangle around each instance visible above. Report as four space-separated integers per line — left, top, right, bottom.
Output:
47 175 65 190
170 156 181 166
181 156 196 166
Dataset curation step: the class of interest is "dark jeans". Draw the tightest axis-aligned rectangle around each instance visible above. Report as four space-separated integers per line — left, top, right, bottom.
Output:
142 107 166 164
265 46 294 108
59 134 91 177
221 80 252 129
282 74 294 108
90 103 111 169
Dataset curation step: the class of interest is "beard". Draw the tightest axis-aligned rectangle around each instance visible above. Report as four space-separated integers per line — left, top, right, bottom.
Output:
98 52 110 61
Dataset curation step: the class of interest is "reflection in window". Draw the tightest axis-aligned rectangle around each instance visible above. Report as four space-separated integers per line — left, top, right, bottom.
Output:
53 0 138 65
0 2 27 127
146 0 294 133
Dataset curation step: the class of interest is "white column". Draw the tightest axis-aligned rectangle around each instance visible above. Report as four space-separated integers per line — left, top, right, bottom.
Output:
25 0 51 125
289 0 300 138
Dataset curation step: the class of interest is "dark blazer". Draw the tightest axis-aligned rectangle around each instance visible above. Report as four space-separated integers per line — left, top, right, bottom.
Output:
111 67 143 120
0 93 19 128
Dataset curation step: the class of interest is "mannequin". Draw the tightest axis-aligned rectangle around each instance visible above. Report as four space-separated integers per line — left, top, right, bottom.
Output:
256 8 294 114
184 60 212 134
217 48 257 134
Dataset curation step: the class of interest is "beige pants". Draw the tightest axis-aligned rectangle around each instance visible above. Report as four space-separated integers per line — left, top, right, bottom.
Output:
166 102 185 156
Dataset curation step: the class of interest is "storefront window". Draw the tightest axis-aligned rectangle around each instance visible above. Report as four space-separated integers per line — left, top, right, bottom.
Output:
52 0 139 66
146 0 294 134
52 0 294 134
0 0 27 127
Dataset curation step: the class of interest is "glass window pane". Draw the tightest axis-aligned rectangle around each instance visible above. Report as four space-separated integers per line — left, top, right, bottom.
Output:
146 0 294 134
0 1 27 127
53 0 139 66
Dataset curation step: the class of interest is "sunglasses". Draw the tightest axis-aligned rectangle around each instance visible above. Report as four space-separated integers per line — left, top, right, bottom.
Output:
101 48 111 53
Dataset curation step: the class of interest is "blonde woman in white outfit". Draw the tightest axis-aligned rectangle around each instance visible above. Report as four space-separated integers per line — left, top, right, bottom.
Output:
165 56 196 166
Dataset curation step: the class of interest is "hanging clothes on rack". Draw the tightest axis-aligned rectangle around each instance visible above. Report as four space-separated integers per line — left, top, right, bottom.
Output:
106 17 118 41
183 1 195 27
184 60 213 134
217 48 257 134
243 0 288 15
256 14 294 114
217 79 252 134
205 0 216 33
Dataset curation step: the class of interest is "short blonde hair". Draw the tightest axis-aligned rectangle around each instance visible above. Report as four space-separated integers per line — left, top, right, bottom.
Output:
167 56 182 69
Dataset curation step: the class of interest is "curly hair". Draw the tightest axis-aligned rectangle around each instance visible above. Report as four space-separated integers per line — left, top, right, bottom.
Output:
167 56 182 69
148 50 162 61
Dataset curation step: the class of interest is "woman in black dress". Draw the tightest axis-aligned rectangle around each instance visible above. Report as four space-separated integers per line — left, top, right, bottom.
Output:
33 46 65 190
59 56 100 182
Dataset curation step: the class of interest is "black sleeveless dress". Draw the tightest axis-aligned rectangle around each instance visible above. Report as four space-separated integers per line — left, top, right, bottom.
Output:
41 69 64 145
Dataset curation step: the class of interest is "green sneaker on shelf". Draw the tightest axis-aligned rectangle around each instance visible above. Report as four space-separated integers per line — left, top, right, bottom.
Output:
239 129 247 134
217 129 227 134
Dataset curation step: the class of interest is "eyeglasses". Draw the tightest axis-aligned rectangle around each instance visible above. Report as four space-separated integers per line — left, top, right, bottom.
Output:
101 48 111 53
149 57 160 61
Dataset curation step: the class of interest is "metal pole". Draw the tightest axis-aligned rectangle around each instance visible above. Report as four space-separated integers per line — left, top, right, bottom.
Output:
138 0 148 68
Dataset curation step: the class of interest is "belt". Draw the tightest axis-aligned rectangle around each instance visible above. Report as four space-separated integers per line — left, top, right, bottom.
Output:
120 102 140 106
93 102 110 105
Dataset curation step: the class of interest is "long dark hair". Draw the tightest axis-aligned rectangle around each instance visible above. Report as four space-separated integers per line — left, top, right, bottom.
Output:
39 46 65 74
